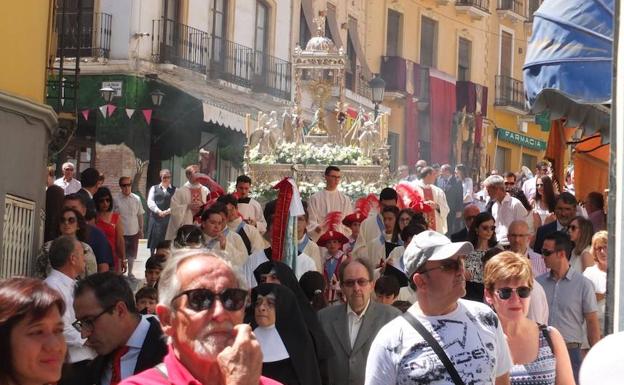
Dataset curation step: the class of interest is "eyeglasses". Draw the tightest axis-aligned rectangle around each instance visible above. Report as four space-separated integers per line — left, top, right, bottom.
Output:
508 233 528 238
480 225 496 231
120 184 132 188
172 288 248 312
162 176 171 179
542 249 559 257
72 305 114 333
60 216 77 224
504 182 515 186
536 184 544 187
495 286 531 300
418 258 464 274
568 225 578 231
341 278 371 288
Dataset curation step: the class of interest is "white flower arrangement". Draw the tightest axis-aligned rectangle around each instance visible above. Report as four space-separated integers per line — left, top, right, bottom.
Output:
228 180 381 202
250 143 373 166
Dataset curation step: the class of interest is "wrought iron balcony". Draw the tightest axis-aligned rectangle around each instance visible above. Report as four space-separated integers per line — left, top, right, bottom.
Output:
455 0 491 19
497 0 527 20
56 12 112 58
494 75 527 112
152 18 291 100
526 0 543 22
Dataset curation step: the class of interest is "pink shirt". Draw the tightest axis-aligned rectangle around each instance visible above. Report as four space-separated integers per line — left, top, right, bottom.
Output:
119 345 282 385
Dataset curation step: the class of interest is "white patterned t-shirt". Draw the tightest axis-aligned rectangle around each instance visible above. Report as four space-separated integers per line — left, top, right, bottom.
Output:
365 299 512 385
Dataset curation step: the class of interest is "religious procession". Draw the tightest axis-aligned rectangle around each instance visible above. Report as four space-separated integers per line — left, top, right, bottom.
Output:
1 1 620 385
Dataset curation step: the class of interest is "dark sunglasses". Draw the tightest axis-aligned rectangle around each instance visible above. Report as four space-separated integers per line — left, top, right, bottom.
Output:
418 258 464 274
568 225 578 231
504 182 515 186
172 288 248 312
542 249 559 257
60 216 77 224
496 286 531 300
480 225 496 231
536 184 544 187
341 278 370 288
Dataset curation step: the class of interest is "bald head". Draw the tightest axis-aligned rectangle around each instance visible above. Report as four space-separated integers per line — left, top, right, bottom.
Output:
462 205 481 229
508 220 530 253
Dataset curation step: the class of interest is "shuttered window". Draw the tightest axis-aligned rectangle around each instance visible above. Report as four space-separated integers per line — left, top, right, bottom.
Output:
386 9 401 56
420 17 437 68
458 38 471 81
500 30 513 76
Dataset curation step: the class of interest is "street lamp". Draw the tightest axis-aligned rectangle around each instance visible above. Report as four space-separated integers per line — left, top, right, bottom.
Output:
369 74 386 119
99 86 115 103
150 89 165 107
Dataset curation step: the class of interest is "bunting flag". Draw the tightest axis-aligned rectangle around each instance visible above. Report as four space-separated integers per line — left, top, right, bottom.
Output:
106 104 117 117
142 109 153 125
125 108 135 119
80 109 90 121
99 105 108 118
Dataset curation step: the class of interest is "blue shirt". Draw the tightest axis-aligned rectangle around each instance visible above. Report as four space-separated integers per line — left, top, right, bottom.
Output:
87 224 114 267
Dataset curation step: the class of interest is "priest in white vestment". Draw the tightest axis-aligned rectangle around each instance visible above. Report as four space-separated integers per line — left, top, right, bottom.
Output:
165 165 209 240
199 205 247 267
235 175 267 234
307 166 352 241
352 188 399 258
412 166 450 234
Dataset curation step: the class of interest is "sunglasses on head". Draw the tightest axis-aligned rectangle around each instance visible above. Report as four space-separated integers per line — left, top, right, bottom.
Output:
60 216 77 224
496 286 531 300
341 278 370 288
172 288 248 312
418 257 464 274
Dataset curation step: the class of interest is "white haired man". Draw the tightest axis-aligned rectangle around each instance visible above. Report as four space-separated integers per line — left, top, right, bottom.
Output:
484 174 528 246
120 250 281 385
54 162 82 195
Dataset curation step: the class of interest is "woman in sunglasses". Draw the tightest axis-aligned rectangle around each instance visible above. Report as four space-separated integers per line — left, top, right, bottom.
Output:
0 277 67 385
567 216 594 273
35 207 98 278
247 283 321 385
484 252 574 385
464 212 501 302
532 175 558 225
94 187 126 273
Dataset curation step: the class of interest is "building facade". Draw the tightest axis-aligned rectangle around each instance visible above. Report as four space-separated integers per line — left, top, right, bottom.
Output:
0 1 58 277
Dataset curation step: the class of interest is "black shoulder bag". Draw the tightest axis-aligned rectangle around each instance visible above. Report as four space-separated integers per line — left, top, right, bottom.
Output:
402 312 466 385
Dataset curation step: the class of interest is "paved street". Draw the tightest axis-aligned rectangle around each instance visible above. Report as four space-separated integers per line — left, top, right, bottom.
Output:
126 238 151 292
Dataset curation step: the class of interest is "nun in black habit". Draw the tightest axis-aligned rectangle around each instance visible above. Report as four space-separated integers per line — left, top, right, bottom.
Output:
248 284 321 385
253 261 333 384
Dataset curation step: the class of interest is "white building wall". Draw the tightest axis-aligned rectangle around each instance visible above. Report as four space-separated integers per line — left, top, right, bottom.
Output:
234 2 256 49
187 0 211 32
275 0 292 61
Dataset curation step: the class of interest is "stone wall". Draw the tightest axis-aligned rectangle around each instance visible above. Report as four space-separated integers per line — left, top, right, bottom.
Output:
95 142 149 199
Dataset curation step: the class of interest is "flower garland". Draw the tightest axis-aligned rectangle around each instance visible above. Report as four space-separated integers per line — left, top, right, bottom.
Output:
229 180 382 202
250 143 373 166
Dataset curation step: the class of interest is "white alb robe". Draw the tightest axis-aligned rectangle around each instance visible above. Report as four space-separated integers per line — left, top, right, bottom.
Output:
352 213 384 259
227 217 266 255
237 197 267 234
307 189 353 240
415 183 450 234
165 182 209 240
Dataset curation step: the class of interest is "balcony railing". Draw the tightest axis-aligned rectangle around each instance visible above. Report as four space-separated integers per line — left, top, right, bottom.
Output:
527 0 542 21
152 18 291 100
495 75 526 111
56 12 112 58
456 0 490 13
497 0 525 17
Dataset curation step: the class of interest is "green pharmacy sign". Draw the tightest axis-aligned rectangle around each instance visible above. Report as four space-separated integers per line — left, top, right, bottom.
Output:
497 128 547 151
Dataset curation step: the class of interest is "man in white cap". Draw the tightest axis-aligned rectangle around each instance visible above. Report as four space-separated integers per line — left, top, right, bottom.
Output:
365 230 512 385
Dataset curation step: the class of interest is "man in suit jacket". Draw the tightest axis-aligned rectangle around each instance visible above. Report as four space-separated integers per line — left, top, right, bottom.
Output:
533 192 577 253
318 258 401 385
450 204 480 242
61 272 167 385
438 165 464 236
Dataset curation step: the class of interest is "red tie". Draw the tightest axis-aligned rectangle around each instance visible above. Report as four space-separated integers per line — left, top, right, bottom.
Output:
110 346 129 385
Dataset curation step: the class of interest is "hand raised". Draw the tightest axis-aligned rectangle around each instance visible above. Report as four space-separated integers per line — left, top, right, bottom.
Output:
217 324 262 385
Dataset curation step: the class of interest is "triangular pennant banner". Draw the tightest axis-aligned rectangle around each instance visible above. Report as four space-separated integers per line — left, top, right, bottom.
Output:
125 108 135 119
107 104 117 117
81 109 90 121
99 105 108 118
142 109 153 125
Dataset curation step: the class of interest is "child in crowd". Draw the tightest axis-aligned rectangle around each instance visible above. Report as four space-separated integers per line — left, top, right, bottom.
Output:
342 211 365 258
317 212 350 304
374 275 400 305
135 287 158 315
143 255 165 289
297 202 322 271
366 206 401 269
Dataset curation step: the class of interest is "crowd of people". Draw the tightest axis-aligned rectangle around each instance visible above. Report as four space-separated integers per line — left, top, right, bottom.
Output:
0 159 610 385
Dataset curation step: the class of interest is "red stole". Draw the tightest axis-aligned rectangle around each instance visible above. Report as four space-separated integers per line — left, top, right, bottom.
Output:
422 186 437 231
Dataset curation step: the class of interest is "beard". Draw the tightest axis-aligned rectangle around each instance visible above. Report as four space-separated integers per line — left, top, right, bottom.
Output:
192 322 235 359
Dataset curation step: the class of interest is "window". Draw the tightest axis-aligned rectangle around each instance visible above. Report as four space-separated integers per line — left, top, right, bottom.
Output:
420 17 437 68
212 0 227 62
458 38 471 81
522 153 537 171
255 2 268 54
2 195 36 277
299 8 310 47
500 30 513 77
346 17 358 91
495 146 511 172
386 9 402 57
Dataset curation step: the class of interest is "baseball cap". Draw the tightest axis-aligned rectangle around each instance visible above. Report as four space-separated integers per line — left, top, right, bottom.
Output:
402 230 474 276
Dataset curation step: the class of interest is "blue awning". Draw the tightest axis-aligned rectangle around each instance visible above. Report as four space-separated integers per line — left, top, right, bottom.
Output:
523 0 613 138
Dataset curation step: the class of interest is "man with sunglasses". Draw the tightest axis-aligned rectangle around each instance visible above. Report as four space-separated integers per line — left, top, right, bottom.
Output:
318 258 401 385
119 250 281 385
536 231 600 383
62 272 167 385
450 204 480 242
533 192 578 253
115 176 145 280
366 230 512 385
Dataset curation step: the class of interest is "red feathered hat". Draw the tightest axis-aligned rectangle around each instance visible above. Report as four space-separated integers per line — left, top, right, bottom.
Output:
342 194 377 226
342 212 366 227
318 211 349 247
395 182 433 213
